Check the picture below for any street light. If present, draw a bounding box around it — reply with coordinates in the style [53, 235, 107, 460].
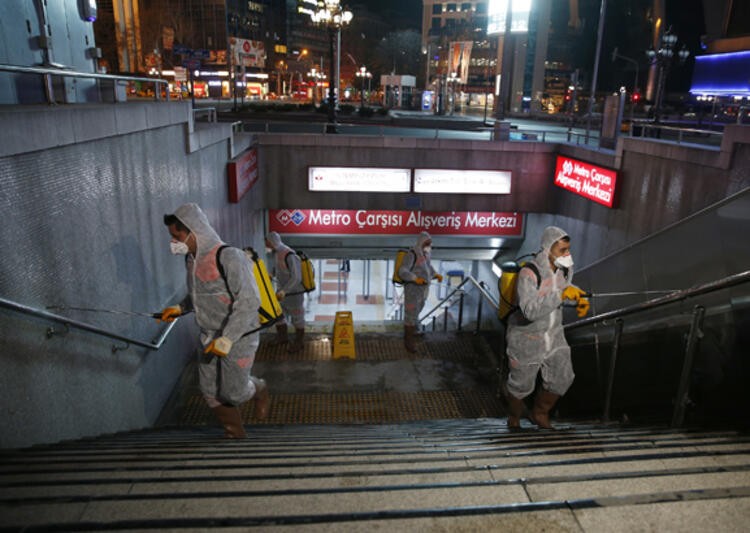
[311, 0, 353, 133]
[356, 66, 371, 110]
[646, 28, 690, 124]
[612, 46, 640, 125]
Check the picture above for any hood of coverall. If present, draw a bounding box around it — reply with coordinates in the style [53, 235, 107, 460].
[533, 226, 569, 274]
[413, 231, 432, 255]
[173, 203, 223, 255]
[266, 231, 283, 251]
[540, 226, 569, 254]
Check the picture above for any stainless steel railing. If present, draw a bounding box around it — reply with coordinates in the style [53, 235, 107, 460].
[565, 269, 750, 427]
[0, 63, 170, 104]
[418, 274, 499, 334]
[0, 296, 178, 353]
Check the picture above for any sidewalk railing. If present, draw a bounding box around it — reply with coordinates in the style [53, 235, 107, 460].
[0, 63, 170, 104]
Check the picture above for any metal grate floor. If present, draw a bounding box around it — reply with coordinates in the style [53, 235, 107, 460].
[180, 389, 503, 425]
[170, 332, 502, 426]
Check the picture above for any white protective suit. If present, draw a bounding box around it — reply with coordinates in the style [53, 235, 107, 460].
[266, 231, 305, 329]
[173, 203, 262, 407]
[505, 226, 576, 398]
[399, 231, 437, 327]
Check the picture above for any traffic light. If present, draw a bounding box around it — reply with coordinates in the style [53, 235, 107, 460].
[632, 89, 641, 104]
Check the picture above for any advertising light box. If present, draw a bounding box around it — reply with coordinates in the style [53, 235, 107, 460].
[227, 147, 258, 203]
[413, 169, 512, 194]
[269, 209, 523, 236]
[487, 0, 532, 35]
[554, 155, 618, 208]
[308, 166, 411, 192]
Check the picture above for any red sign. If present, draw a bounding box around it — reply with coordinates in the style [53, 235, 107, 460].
[227, 147, 259, 203]
[268, 209, 523, 236]
[554, 155, 618, 208]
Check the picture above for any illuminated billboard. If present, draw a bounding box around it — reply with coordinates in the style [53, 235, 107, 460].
[308, 167, 411, 192]
[487, 0, 532, 35]
[553, 155, 618, 208]
[414, 169, 512, 194]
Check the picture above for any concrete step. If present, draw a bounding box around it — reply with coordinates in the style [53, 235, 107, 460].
[1, 420, 749, 531]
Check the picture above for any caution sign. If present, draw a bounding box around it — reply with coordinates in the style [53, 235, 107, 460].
[332, 311, 356, 359]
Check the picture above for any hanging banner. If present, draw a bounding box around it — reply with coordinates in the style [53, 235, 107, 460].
[448, 41, 473, 83]
[268, 209, 523, 236]
[553, 155, 618, 208]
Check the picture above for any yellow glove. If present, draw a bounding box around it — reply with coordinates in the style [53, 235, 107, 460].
[576, 298, 590, 318]
[414, 277, 427, 285]
[562, 286, 587, 302]
[434, 273, 444, 283]
[158, 305, 182, 322]
[204, 336, 233, 357]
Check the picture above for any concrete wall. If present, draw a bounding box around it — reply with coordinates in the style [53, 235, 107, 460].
[0, 102, 265, 448]
[258, 135, 557, 213]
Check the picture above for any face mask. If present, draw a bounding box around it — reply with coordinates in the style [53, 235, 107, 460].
[554, 254, 574, 269]
[265, 247, 273, 254]
[170, 240, 189, 255]
[423, 245, 432, 255]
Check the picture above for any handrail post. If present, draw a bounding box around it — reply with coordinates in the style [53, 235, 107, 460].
[603, 318, 624, 423]
[432, 316, 436, 331]
[443, 308, 448, 331]
[457, 291, 464, 332]
[475, 287, 484, 334]
[671, 305, 706, 428]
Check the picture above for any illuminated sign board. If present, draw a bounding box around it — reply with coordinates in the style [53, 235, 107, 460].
[413, 169, 511, 194]
[308, 167, 411, 192]
[487, 0, 532, 35]
[553, 155, 617, 208]
[269, 209, 523, 236]
[227, 147, 258, 203]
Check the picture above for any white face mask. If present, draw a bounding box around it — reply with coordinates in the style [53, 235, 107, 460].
[554, 254, 574, 269]
[170, 239, 189, 255]
[265, 247, 273, 254]
[423, 245, 432, 255]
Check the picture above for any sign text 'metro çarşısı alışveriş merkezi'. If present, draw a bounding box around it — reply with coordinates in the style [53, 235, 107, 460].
[268, 209, 523, 236]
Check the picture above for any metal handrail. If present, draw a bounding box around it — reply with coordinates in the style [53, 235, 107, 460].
[419, 274, 499, 331]
[565, 269, 750, 331]
[0, 296, 178, 352]
[0, 63, 170, 103]
[563, 269, 750, 427]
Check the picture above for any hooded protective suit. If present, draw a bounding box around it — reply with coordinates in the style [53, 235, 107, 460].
[172, 203, 262, 407]
[399, 231, 437, 327]
[505, 226, 576, 398]
[266, 231, 305, 329]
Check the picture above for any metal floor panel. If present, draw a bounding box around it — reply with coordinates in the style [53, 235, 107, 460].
[168, 332, 502, 426]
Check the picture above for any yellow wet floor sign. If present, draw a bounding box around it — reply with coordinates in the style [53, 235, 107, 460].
[332, 311, 356, 359]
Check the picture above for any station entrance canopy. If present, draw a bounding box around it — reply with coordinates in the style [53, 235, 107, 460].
[267, 209, 525, 260]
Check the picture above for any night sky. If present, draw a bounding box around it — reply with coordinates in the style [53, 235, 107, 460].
[353, 0, 422, 29]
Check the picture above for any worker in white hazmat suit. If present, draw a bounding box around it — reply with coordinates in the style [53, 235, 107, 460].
[398, 231, 443, 352]
[505, 226, 589, 429]
[265, 231, 306, 353]
[159, 203, 270, 438]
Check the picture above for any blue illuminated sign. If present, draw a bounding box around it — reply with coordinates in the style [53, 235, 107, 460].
[690, 51, 750, 96]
